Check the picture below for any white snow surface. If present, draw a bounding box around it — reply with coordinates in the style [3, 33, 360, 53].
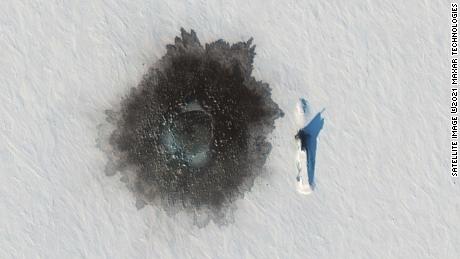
[1, 0, 458, 258]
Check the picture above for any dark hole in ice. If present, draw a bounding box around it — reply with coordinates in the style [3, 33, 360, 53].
[161, 101, 214, 168]
[104, 29, 283, 225]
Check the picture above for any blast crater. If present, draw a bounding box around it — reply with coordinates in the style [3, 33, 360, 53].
[104, 29, 283, 225]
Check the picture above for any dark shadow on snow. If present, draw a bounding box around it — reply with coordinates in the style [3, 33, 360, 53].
[297, 109, 324, 189]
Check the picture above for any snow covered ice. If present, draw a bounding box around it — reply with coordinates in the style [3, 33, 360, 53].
[1, 0, 459, 258]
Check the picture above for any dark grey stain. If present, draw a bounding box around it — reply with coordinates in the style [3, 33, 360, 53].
[104, 29, 283, 225]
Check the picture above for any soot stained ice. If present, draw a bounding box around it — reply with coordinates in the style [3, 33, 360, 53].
[105, 29, 283, 224]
